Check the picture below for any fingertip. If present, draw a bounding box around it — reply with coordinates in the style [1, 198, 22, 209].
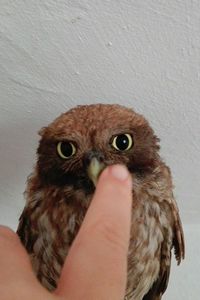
[110, 164, 129, 181]
[99, 164, 132, 189]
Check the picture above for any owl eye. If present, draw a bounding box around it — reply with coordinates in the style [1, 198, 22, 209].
[57, 141, 76, 159]
[111, 134, 133, 151]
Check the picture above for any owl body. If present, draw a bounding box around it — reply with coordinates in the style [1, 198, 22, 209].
[17, 104, 184, 300]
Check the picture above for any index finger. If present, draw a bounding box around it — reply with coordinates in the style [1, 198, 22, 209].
[56, 165, 132, 300]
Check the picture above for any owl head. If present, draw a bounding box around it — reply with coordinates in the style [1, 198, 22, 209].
[37, 104, 160, 193]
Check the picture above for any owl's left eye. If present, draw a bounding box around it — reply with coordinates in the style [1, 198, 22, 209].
[111, 133, 133, 151]
[57, 141, 76, 159]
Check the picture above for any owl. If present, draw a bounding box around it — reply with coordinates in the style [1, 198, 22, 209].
[17, 104, 184, 300]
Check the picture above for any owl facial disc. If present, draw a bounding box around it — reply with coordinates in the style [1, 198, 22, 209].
[87, 157, 105, 187]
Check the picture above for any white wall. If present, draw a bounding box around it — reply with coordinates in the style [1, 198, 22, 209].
[0, 1, 199, 299]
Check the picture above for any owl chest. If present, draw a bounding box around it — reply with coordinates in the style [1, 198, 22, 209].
[126, 199, 172, 300]
[30, 190, 172, 297]
[30, 204, 83, 290]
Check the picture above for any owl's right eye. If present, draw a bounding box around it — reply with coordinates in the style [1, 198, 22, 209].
[57, 141, 76, 159]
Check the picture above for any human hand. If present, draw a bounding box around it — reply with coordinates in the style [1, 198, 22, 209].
[0, 164, 132, 300]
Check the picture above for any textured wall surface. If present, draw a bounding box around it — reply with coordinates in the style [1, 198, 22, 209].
[0, 1, 199, 299]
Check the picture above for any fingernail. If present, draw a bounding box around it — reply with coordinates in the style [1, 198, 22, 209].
[110, 164, 129, 181]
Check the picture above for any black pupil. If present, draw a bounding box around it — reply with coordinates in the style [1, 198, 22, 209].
[61, 142, 73, 157]
[116, 134, 130, 150]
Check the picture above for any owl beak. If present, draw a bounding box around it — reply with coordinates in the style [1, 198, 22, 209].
[87, 157, 105, 187]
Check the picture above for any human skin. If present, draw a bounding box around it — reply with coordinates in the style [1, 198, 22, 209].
[0, 164, 132, 300]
